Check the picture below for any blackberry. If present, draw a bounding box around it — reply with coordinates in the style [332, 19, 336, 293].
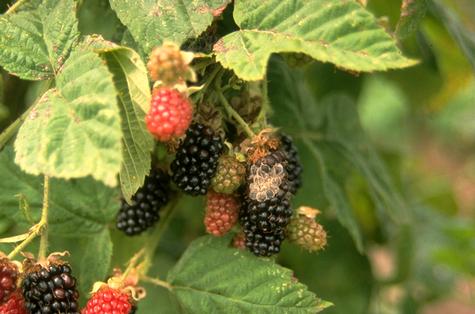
[0, 258, 18, 305]
[245, 195, 292, 233]
[116, 169, 170, 236]
[240, 213, 285, 257]
[171, 123, 224, 195]
[279, 134, 302, 195]
[22, 263, 79, 314]
[240, 150, 294, 256]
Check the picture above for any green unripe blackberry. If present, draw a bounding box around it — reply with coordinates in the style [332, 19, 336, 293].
[211, 155, 246, 194]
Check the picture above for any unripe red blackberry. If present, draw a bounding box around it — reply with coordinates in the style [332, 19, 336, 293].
[147, 43, 189, 85]
[0, 291, 27, 314]
[204, 192, 239, 236]
[116, 169, 170, 236]
[82, 286, 133, 314]
[22, 262, 79, 314]
[231, 231, 245, 250]
[146, 87, 193, 142]
[211, 155, 246, 194]
[171, 123, 224, 195]
[0, 258, 18, 305]
[287, 207, 327, 252]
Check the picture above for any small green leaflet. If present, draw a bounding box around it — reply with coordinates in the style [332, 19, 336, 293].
[168, 236, 331, 313]
[0, 146, 119, 236]
[214, 0, 418, 81]
[14, 48, 122, 187]
[0, 0, 79, 80]
[84, 36, 154, 203]
[109, 0, 231, 54]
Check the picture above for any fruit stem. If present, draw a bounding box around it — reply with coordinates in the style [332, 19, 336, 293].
[7, 176, 50, 260]
[217, 91, 256, 138]
[5, 0, 28, 14]
[256, 77, 271, 124]
[138, 196, 180, 275]
[140, 275, 172, 290]
[38, 175, 50, 260]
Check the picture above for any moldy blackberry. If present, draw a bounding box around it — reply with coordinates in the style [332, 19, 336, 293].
[22, 263, 79, 314]
[240, 150, 293, 256]
[116, 169, 170, 236]
[171, 123, 224, 196]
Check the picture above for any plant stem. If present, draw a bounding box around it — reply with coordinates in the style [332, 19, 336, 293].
[7, 176, 50, 260]
[38, 176, 49, 260]
[141, 275, 172, 290]
[5, 0, 28, 14]
[0, 105, 34, 151]
[217, 91, 255, 138]
[138, 197, 180, 275]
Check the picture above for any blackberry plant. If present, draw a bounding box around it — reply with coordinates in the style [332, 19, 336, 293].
[0, 1, 459, 313]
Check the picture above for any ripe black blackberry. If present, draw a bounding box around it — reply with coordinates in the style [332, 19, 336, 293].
[22, 263, 79, 314]
[116, 169, 170, 236]
[240, 213, 285, 257]
[240, 150, 293, 256]
[171, 123, 224, 196]
[279, 134, 302, 195]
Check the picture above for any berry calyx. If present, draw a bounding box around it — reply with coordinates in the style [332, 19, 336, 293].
[22, 260, 79, 314]
[0, 258, 19, 305]
[82, 286, 133, 314]
[204, 192, 239, 236]
[286, 207, 327, 252]
[146, 87, 193, 142]
[0, 291, 27, 314]
[171, 123, 224, 195]
[147, 42, 192, 85]
[211, 155, 246, 194]
[116, 169, 170, 236]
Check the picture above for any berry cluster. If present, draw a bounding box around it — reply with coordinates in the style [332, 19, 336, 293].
[204, 192, 239, 236]
[145, 87, 193, 142]
[116, 169, 170, 236]
[171, 123, 224, 196]
[211, 155, 246, 194]
[0, 291, 27, 314]
[22, 263, 79, 314]
[82, 286, 134, 314]
[287, 207, 327, 252]
[1, 258, 18, 305]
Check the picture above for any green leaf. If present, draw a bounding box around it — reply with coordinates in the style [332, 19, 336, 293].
[214, 0, 417, 81]
[109, 0, 231, 54]
[168, 236, 331, 313]
[0, 145, 119, 236]
[14, 48, 122, 187]
[0, 0, 79, 80]
[268, 59, 408, 252]
[396, 0, 428, 38]
[85, 37, 154, 203]
[79, 228, 113, 294]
